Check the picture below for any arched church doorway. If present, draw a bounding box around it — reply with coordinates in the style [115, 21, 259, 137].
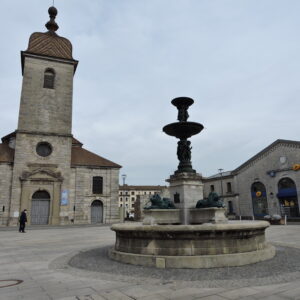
[277, 177, 299, 218]
[251, 182, 268, 217]
[31, 190, 50, 225]
[91, 200, 103, 224]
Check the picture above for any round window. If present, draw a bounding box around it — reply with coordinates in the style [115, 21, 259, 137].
[36, 142, 52, 157]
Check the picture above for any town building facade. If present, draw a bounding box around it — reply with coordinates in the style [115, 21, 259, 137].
[203, 140, 300, 219]
[0, 7, 121, 226]
[118, 185, 167, 215]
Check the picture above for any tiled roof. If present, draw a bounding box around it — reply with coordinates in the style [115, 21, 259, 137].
[0, 143, 14, 163]
[203, 171, 233, 181]
[1, 131, 16, 143]
[71, 145, 121, 168]
[72, 137, 83, 147]
[0, 133, 120, 168]
[119, 185, 166, 191]
[26, 31, 73, 60]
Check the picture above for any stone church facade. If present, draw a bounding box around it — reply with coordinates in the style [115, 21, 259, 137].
[0, 7, 121, 226]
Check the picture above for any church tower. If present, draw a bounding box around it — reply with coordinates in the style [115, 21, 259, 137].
[9, 7, 78, 225]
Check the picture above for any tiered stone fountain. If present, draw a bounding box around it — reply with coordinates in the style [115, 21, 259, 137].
[110, 97, 275, 268]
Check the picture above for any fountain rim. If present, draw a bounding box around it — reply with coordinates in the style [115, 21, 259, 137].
[111, 220, 270, 232]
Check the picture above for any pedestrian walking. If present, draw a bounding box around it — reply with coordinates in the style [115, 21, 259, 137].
[19, 209, 27, 233]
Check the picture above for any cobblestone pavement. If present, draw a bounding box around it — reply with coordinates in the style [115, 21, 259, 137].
[0, 224, 300, 299]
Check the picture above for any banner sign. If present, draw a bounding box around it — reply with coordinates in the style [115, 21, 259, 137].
[61, 190, 69, 206]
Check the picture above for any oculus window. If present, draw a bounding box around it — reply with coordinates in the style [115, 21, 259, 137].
[36, 142, 52, 157]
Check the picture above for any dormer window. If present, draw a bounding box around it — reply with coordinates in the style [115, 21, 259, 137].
[43, 68, 55, 89]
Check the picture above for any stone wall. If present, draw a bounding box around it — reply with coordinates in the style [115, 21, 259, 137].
[18, 56, 74, 135]
[237, 143, 300, 217]
[70, 166, 120, 224]
[9, 133, 72, 225]
[0, 163, 13, 225]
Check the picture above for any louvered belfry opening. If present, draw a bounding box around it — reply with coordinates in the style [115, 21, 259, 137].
[43, 68, 55, 89]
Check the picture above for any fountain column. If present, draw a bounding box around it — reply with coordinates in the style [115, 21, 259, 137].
[163, 97, 204, 224]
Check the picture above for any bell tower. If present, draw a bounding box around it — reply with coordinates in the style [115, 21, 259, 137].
[9, 7, 78, 225]
[18, 6, 78, 134]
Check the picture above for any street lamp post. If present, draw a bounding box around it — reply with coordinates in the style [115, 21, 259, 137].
[122, 174, 127, 186]
[218, 168, 224, 198]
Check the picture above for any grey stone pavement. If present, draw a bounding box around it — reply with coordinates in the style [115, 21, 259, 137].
[0, 224, 300, 300]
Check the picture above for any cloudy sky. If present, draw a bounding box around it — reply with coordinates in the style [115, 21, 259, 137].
[1, 0, 299, 185]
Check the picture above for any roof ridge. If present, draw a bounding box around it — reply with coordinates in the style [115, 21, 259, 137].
[233, 139, 300, 174]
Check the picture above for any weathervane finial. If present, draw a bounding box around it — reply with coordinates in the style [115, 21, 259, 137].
[45, 6, 59, 33]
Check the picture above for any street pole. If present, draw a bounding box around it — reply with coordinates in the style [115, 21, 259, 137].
[218, 168, 224, 199]
[122, 174, 127, 186]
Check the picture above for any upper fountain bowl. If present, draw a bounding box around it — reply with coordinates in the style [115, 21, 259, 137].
[163, 121, 203, 139]
[171, 97, 194, 109]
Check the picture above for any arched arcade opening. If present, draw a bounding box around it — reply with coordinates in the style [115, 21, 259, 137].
[251, 182, 268, 217]
[91, 200, 103, 224]
[277, 177, 299, 218]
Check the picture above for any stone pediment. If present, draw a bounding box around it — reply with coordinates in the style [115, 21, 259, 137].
[233, 139, 300, 174]
[20, 168, 63, 182]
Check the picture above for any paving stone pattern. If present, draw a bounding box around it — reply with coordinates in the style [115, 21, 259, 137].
[0, 224, 300, 299]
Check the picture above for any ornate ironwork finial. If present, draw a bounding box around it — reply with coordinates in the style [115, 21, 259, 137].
[45, 6, 59, 32]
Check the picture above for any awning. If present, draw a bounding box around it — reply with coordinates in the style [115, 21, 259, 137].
[277, 188, 297, 198]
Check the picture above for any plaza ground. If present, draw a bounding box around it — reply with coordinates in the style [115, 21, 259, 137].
[0, 224, 300, 299]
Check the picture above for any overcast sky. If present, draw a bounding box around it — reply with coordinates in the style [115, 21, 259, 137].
[1, 0, 300, 185]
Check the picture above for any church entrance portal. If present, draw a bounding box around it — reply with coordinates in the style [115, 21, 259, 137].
[91, 200, 103, 224]
[31, 191, 50, 225]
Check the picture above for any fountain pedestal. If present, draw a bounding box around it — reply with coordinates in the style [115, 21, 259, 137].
[167, 172, 204, 224]
[189, 207, 228, 224]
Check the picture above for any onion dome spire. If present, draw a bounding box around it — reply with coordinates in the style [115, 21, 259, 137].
[45, 6, 59, 32]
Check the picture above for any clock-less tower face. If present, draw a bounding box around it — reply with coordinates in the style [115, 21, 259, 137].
[18, 56, 75, 136]
[9, 7, 78, 226]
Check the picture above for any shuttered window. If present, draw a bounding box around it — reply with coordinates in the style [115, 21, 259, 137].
[92, 176, 103, 194]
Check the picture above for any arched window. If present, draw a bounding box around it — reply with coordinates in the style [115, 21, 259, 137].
[278, 177, 296, 190]
[277, 177, 299, 217]
[43, 68, 55, 89]
[251, 182, 268, 217]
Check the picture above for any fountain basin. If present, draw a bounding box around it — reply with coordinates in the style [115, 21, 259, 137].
[110, 221, 275, 268]
[171, 97, 194, 108]
[163, 122, 204, 139]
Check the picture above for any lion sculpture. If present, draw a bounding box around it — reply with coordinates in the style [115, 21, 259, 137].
[196, 192, 225, 208]
[144, 194, 176, 209]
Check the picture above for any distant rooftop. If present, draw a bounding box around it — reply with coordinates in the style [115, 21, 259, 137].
[205, 171, 232, 180]
[119, 185, 166, 191]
